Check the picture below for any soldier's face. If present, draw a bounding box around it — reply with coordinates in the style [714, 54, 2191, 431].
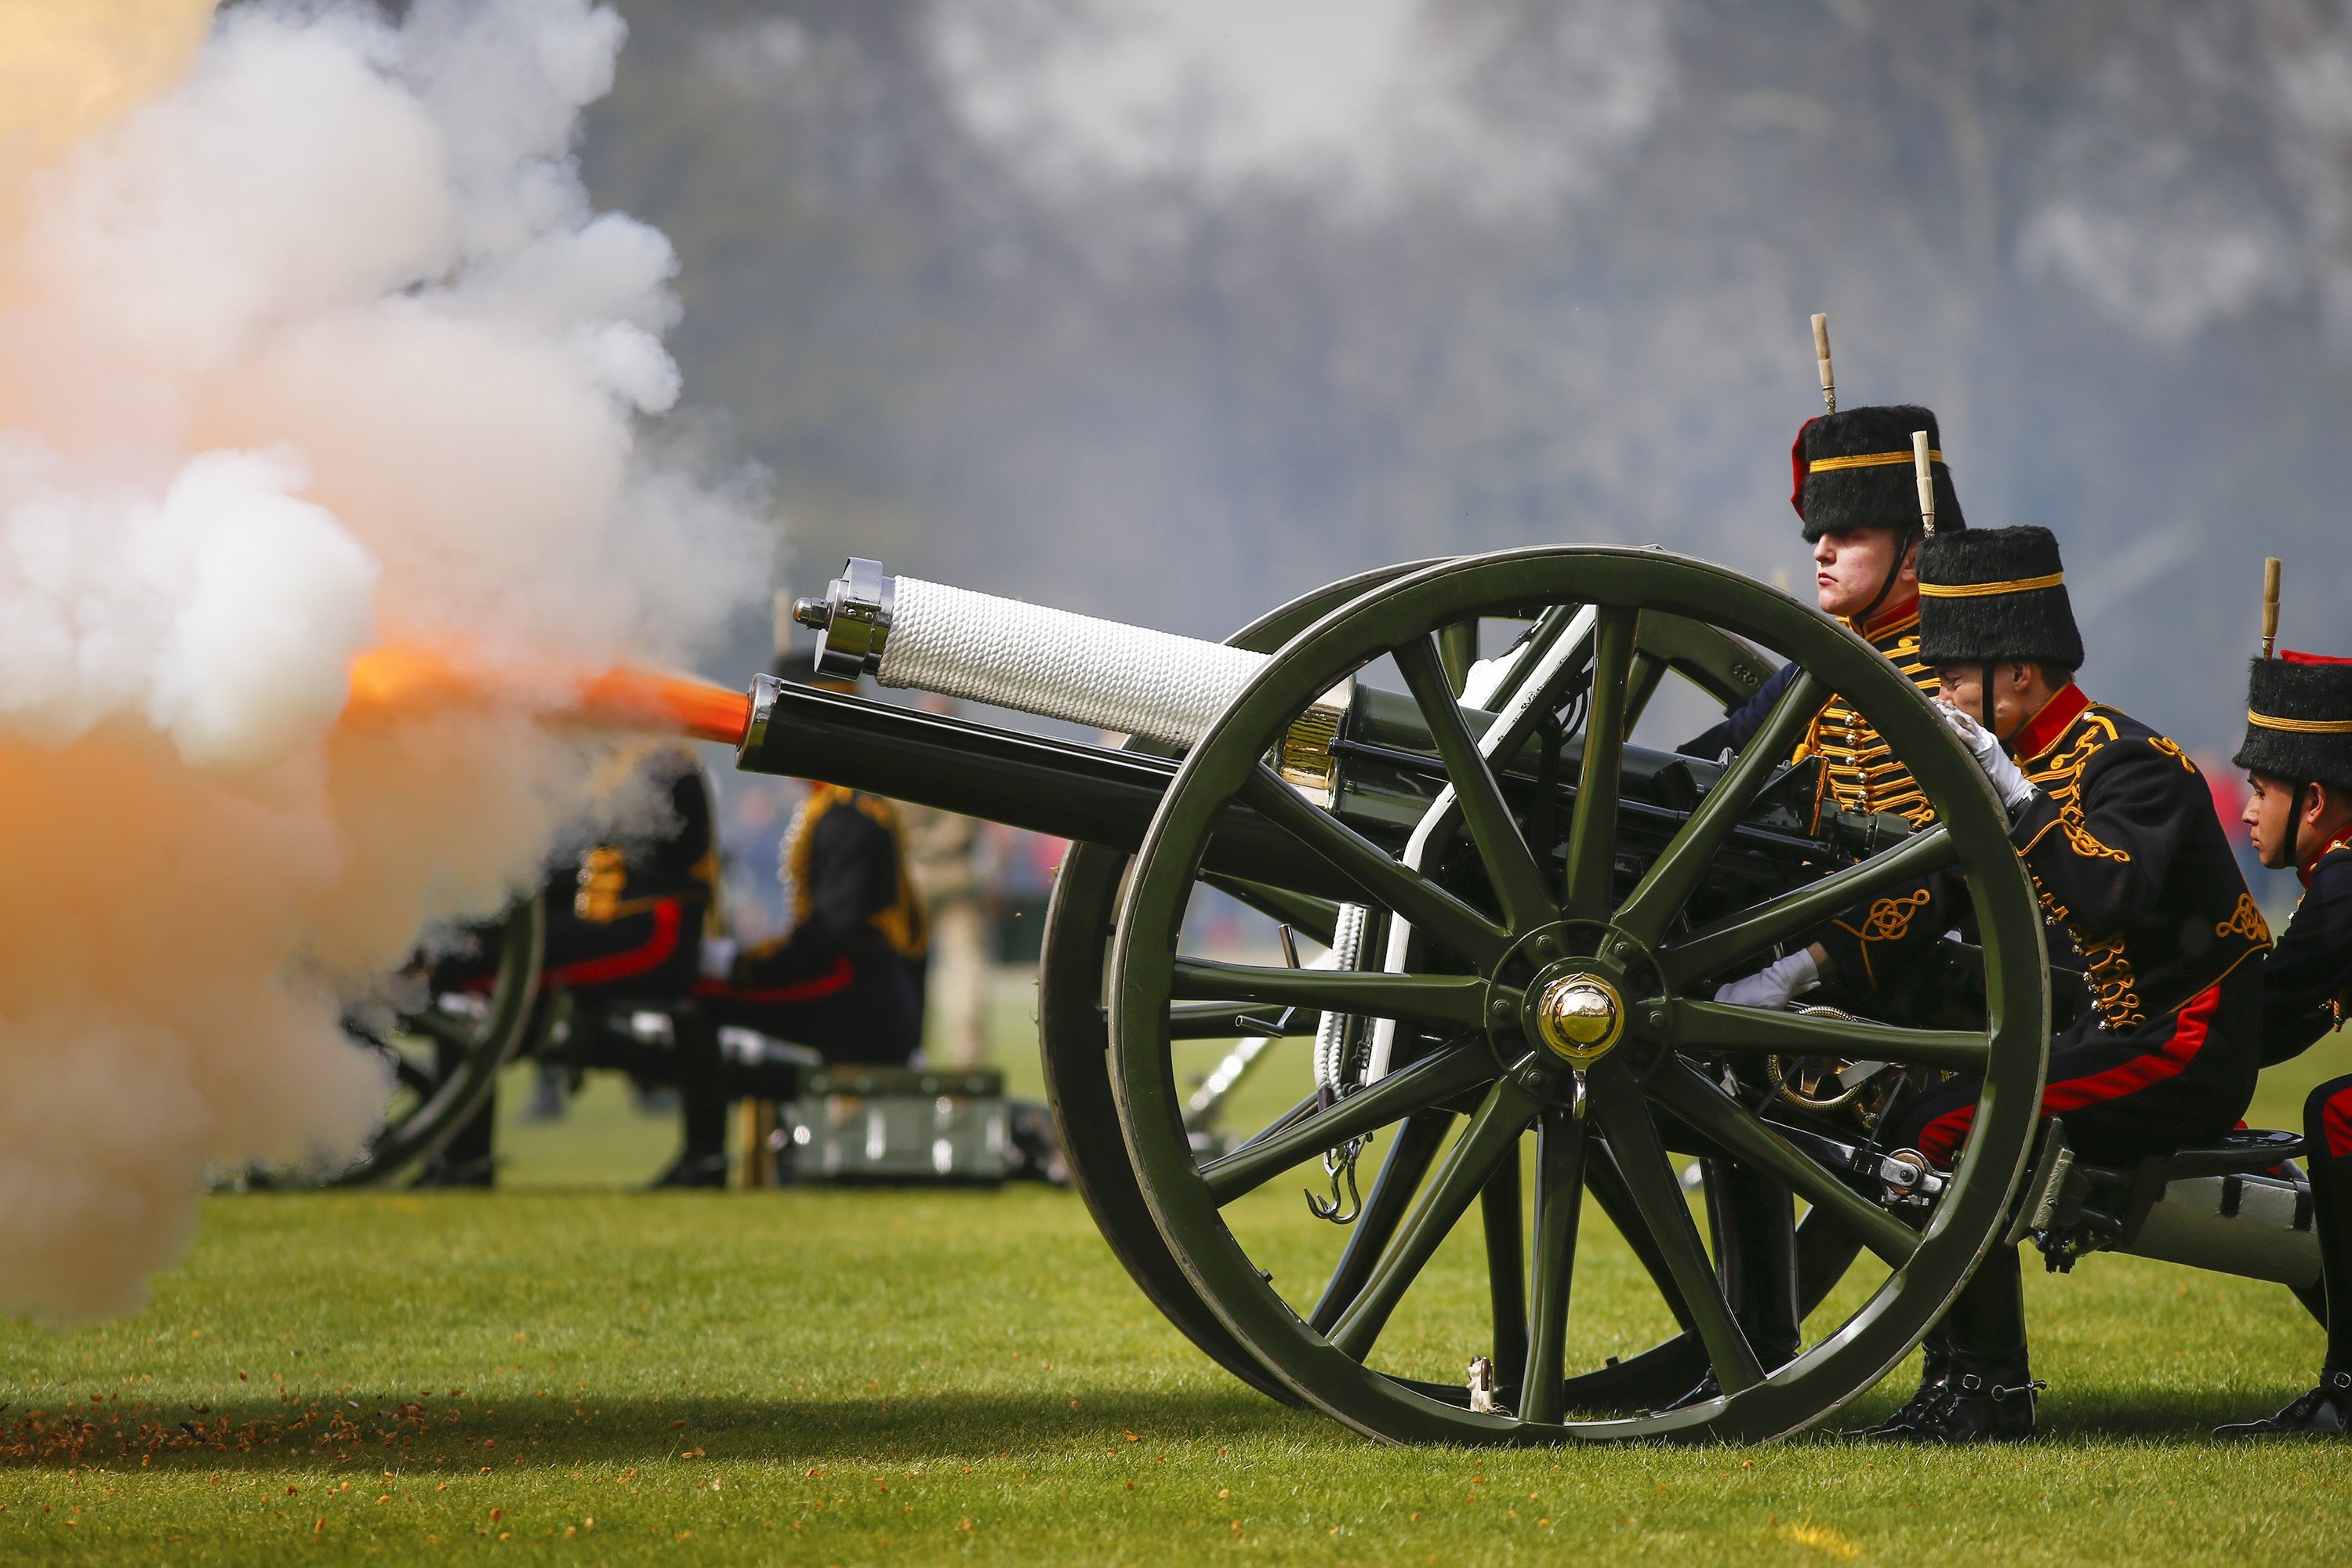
[1811, 526, 1916, 619]
[2241, 771, 2339, 870]
[2244, 773, 2294, 868]
[1933, 662, 2042, 739]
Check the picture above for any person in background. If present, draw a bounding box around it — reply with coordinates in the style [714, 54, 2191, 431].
[684, 653, 931, 1173]
[423, 745, 718, 1187]
[2215, 630, 2352, 1438]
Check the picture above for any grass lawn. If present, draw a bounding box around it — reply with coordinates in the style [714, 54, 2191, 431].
[0, 991, 2347, 1565]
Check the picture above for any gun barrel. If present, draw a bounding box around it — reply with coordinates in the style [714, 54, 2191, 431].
[734, 675, 1350, 895]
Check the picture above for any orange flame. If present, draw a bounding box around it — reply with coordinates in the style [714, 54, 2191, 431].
[345, 641, 751, 746]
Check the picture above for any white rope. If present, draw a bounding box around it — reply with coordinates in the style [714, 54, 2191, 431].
[1312, 902, 1370, 1091]
[875, 577, 1269, 748]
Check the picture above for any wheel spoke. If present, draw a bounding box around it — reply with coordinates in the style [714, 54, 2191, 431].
[1240, 766, 1512, 971]
[1198, 1044, 1501, 1204]
[390, 1057, 439, 1098]
[1200, 873, 1341, 946]
[1171, 958, 1498, 1033]
[1563, 607, 1638, 921]
[1517, 1107, 1587, 1425]
[1669, 1000, 1990, 1073]
[1480, 1153, 1528, 1396]
[1588, 1063, 1765, 1396]
[1657, 825, 1957, 990]
[1309, 1111, 1455, 1332]
[1614, 671, 1828, 944]
[1327, 1077, 1541, 1359]
[403, 1008, 480, 1050]
[1648, 1059, 1918, 1267]
[1395, 635, 1556, 933]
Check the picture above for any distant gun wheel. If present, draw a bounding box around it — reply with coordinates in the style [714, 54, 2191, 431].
[321, 896, 546, 1188]
[1107, 546, 2049, 1443]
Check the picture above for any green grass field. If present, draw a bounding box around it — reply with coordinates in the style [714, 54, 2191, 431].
[2, 989, 2348, 1566]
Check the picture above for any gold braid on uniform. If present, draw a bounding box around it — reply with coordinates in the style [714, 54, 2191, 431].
[2215, 892, 2270, 946]
[1791, 608, 1940, 827]
[2017, 712, 2158, 1030]
[2023, 713, 2131, 864]
[785, 784, 931, 960]
[2074, 931, 2144, 1031]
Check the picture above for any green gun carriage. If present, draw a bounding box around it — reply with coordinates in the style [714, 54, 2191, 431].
[350, 545, 2330, 1443]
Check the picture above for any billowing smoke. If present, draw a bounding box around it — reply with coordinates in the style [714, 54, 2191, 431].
[0, 0, 770, 1321]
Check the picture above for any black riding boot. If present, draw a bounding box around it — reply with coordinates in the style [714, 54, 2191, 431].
[649, 1005, 729, 1190]
[2216, 1151, 2352, 1437]
[1666, 1163, 1802, 1410]
[644, 1006, 724, 1189]
[1862, 1244, 2040, 1443]
[1845, 1327, 1953, 1439]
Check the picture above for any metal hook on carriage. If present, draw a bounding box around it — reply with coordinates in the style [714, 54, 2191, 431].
[1305, 1134, 1368, 1223]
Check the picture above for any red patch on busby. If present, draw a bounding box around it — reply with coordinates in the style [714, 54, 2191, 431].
[1789, 417, 1819, 518]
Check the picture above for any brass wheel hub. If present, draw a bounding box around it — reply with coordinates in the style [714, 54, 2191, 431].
[1534, 972, 1624, 1065]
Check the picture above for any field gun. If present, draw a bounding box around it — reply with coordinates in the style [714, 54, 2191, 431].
[304, 541, 2324, 1444]
[729, 545, 2063, 1443]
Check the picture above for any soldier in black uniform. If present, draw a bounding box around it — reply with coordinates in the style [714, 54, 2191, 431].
[1692, 403, 1965, 1005]
[683, 658, 929, 1172]
[2215, 632, 2352, 1437]
[1858, 526, 2270, 1443]
[423, 746, 719, 1186]
[1677, 404, 1964, 1395]
[699, 779, 929, 1063]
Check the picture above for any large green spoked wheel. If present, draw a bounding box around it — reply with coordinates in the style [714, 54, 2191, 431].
[325, 896, 546, 1188]
[1039, 561, 1794, 1414]
[1109, 546, 2050, 1443]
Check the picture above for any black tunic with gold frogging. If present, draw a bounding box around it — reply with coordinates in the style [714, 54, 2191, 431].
[1682, 606, 1944, 985]
[1684, 604, 1939, 824]
[2006, 684, 2269, 1032]
[1794, 607, 1940, 827]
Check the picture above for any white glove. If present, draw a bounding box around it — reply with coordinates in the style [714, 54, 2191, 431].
[697, 935, 739, 982]
[1713, 947, 1821, 1011]
[1936, 702, 2038, 812]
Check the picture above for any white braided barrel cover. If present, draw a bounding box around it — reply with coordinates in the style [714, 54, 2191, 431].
[875, 577, 1269, 746]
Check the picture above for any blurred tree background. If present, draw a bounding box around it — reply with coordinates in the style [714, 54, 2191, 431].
[585, 0, 2352, 755]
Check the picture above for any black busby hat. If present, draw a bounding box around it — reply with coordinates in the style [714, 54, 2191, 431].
[1915, 525, 2084, 670]
[2234, 652, 2352, 790]
[1789, 405, 1966, 543]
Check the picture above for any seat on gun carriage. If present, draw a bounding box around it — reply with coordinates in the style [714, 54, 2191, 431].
[2010, 1120, 2323, 1299]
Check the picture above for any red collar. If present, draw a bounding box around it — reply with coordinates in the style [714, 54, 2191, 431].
[1851, 600, 1921, 643]
[2299, 822, 2352, 887]
[2011, 683, 2091, 763]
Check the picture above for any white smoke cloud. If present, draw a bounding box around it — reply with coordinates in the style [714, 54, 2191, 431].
[0, 0, 771, 1321]
[923, 0, 1675, 216]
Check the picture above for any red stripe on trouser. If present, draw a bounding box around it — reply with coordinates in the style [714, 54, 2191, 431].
[1915, 979, 2227, 1166]
[548, 900, 684, 988]
[2325, 1085, 2352, 1160]
[694, 954, 858, 1005]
